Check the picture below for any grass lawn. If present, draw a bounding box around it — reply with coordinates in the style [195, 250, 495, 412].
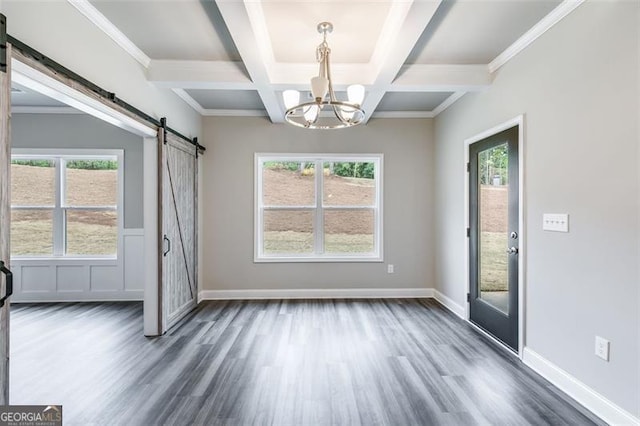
[264, 231, 373, 254]
[480, 231, 508, 292]
[11, 217, 117, 256]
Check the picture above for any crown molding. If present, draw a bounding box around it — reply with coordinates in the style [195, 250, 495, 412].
[201, 109, 268, 117]
[67, 0, 151, 68]
[172, 89, 205, 115]
[489, 0, 584, 73]
[432, 92, 465, 117]
[372, 111, 434, 119]
[173, 89, 267, 117]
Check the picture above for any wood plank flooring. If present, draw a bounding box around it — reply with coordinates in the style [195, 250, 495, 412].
[11, 299, 603, 425]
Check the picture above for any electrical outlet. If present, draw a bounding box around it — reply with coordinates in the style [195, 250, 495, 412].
[595, 336, 610, 361]
[387, 264, 394, 274]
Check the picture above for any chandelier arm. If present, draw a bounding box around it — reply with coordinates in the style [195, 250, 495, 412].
[332, 104, 350, 125]
[324, 46, 338, 103]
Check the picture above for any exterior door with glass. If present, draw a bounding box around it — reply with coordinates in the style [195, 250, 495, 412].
[469, 125, 519, 351]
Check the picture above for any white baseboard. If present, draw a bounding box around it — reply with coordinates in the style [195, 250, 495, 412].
[523, 348, 639, 426]
[12, 291, 143, 303]
[434, 290, 465, 319]
[199, 287, 434, 301]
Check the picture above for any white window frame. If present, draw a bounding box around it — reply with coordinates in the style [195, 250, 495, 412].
[11, 148, 124, 260]
[255, 153, 383, 263]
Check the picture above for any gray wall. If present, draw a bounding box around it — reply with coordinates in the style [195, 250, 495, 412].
[434, 2, 638, 416]
[202, 117, 434, 291]
[12, 113, 144, 229]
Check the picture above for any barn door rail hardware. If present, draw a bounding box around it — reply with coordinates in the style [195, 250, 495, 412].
[6, 33, 205, 153]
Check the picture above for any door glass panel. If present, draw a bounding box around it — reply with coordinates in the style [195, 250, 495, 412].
[477, 143, 509, 314]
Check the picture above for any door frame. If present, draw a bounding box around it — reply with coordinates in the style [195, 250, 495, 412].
[464, 115, 525, 357]
[9, 57, 164, 335]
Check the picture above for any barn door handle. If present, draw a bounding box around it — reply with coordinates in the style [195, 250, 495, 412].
[163, 235, 171, 256]
[0, 261, 13, 308]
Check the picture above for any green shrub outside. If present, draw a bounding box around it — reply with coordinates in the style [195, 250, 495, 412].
[332, 162, 374, 179]
[12, 159, 117, 170]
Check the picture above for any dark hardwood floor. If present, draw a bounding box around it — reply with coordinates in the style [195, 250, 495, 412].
[11, 299, 603, 425]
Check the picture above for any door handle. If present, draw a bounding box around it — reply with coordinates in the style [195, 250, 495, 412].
[163, 235, 171, 257]
[0, 261, 13, 308]
[506, 246, 519, 255]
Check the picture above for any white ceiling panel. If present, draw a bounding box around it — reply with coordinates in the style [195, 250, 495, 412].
[406, 0, 562, 65]
[185, 89, 265, 110]
[89, 0, 241, 61]
[377, 92, 452, 112]
[262, 1, 392, 64]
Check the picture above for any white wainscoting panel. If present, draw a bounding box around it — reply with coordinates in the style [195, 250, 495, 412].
[90, 265, 121, 292]
[11, 228, 144, 302]
[123, 230, 144, 291]
[21, 266, 53, 293]
[56, 265, 87, 293]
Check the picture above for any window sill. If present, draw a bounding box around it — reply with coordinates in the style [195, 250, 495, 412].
[10, 257, 118, 265]
[254, 255, 383, 263]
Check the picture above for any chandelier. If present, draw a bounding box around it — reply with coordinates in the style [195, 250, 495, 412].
[283, 22, 366, 130]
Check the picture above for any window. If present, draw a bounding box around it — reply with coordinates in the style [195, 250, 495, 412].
[255, 154, 383, 262]
[11, 150, 122, 258]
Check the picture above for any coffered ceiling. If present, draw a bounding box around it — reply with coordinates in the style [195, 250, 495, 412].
[14, 0, 583, 123]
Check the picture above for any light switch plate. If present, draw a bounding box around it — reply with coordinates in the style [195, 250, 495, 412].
[595, 336, 610, 361]
[543, 213, 569, 232]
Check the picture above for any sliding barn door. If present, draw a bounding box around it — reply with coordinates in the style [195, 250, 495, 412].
[158, 128, 198, 332]
[0, 17, 12, 403]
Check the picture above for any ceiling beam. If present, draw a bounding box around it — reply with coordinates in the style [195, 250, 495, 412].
[360, 0, 443, 124]
[214, 0, 283, 123]
[147, 60, 254, 90]
[147, 60, 489, 93]
[269, 63, 373, 88]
